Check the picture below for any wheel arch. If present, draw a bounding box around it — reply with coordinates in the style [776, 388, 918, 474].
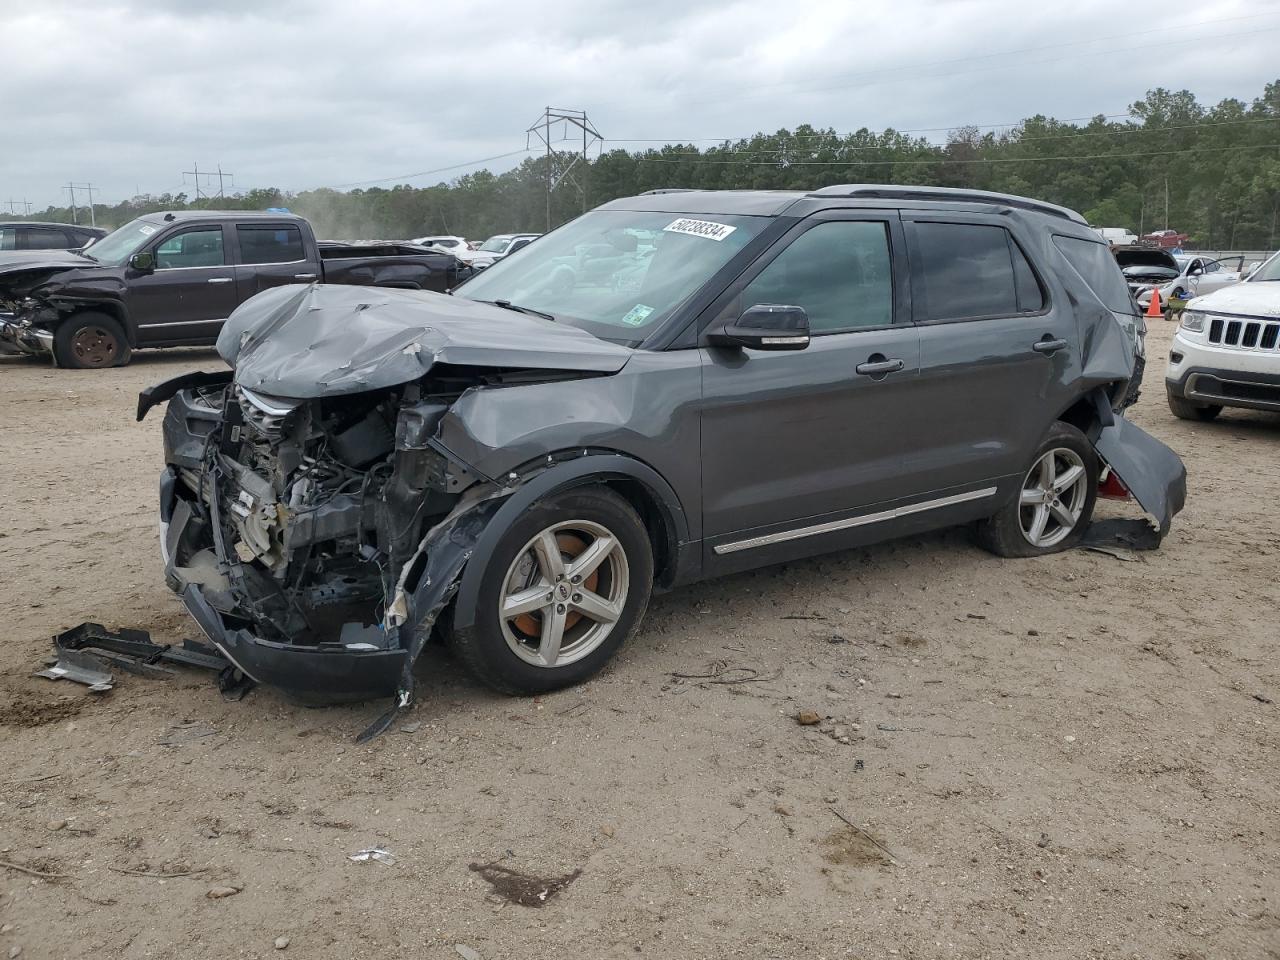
[448, 453, 692, 634]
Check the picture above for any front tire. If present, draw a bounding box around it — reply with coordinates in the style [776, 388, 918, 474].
[449, 487, 653, 695]
[1167, 391, 1221, 421]
[53, 312, 131, 369]
[976, 421, 1098, 558]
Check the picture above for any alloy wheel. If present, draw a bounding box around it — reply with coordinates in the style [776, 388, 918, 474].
[499, 520, 629, 668]
[1018, 448, 1089, 548]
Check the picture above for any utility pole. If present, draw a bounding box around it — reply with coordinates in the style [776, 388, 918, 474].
[215, 165, 235, 199]
[7, 199, 33, 215]
[183, 162, 204, 200]
[63, 183, 97, 226]
[63, 183, 78, 224]
[525, 107, 602, 231]
[1164, 176, 1169, 232]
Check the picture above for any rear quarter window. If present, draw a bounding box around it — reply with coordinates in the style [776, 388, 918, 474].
[1052, 235, 1134, 314]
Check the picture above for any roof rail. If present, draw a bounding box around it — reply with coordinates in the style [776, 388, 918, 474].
[807, 184, 1086, 224]
[640, 188, 696, 195]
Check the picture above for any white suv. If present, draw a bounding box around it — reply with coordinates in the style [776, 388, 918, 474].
[1165, 250, 1280, 421]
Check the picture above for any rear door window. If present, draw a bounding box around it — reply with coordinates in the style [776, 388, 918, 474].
[1051, 235, 1134, 313]
[909, 221, 1044, 321]
[21, 227, 73, 250]
[741, 220, 894, 333]
[0, 227, 15, 251]
[238, 225, 305, 264]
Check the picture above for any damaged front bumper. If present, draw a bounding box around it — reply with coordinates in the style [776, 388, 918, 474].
[159, 469, 409, 704]
[0, 311, 53, 356]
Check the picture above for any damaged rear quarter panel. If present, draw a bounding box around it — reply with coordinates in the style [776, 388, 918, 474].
[436, 349, 705, 541]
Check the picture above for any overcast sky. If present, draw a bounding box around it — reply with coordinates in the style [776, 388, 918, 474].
[2, 0, 1277, 211]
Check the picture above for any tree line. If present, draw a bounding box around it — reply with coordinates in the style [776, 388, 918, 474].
[19, 81, 1280, 250]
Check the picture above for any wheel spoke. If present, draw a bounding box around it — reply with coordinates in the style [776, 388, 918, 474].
[566, 534, 616, 582]
[571, 588, 622, 623]
[1052, 464, 1084, 494]
[1020, 487, 1043, 506]
[538, 604, 568, 665]
[1028, 504, 1050, 544]
[1038, 453, 1055, 489]
[502, 585, 550, 619]
[1050, 501, 1077, 529]
[532, 531, 566, 582]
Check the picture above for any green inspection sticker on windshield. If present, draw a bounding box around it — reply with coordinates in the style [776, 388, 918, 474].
[621, 303, 655, 326]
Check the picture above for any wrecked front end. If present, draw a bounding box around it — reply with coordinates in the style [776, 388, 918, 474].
[154, 372, 503, 704]
[144, 283, 632, 706]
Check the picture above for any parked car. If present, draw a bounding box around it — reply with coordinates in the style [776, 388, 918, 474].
[0, 211, 470, 367]
[0, 221, 106, 251]
[1115, 246, 1245, 311]
[139, 185, 1185, 707]
[409, 234, 470, 254]
[1091, 226, 1138, 246]
[1165, 248, 1280, 421]
[470, 232, 540, 269]
[1140, 229, 1189, 250]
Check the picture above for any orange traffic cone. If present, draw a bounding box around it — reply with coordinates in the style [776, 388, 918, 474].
[1145, 287, 1164, 319]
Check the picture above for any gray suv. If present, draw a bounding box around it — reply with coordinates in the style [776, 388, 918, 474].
[141, 185, 1185, 711]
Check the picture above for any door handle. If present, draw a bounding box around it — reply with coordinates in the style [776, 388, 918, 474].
[294, 273, 317, 280]
[855, 358, 905, 376]
[207, 277, 233, 285]
[1032, 337, 1068, 355]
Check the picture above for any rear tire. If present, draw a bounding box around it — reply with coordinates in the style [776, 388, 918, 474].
[53, 312, 131, 369]
[449, 486, 653, 695]
[976, 421, 1098, 558]
[1167, 392, 1221, 421]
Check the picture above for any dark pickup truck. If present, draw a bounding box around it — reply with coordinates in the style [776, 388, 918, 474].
[0, 211, 470, 368]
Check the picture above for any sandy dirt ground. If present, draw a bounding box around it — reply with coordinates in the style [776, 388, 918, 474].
[0, 320, 1277, 960]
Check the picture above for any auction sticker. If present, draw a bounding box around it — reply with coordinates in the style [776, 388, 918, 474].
[664, 218, 737, 242]
[139, 225, 157, 236]
[621, 303, 655, 326]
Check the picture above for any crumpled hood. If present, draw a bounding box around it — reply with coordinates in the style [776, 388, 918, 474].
[0, 250, 99, 281]
[218, 283, 633, 399]
[1188, 282, 1280, 318]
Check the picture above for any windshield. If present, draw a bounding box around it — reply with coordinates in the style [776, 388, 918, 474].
[81, 218, 161, 265]
[1250, 251, 1280, 282]
[456, 210, 766, 341]
[478, 236, 513, 253]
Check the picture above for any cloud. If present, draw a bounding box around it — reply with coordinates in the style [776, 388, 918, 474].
[0, 0, 1273, 210]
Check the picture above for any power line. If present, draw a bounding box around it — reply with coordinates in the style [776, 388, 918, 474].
[325, 149, 533, 189]
[633, 116, 1280, 158]
[607, 115, 1280, 150]
[634, 143, 1280, 167]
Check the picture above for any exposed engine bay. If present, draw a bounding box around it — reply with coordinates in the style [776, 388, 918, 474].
[159, 368, 526, 653]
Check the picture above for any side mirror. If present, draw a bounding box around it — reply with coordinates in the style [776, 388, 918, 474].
[129, 252, 155, 273]
[1189, 266, 1203, 277]
[708, 303, 810, 351]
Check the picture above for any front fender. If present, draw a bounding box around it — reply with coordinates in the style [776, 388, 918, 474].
[447, 453, 692, 633]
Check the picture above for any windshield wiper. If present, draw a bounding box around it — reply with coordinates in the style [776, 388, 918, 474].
[74, 250, 98, 262]
[483, 299, 557, 322]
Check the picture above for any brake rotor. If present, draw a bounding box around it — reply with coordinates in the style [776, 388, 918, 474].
[513, 531, 600, 637]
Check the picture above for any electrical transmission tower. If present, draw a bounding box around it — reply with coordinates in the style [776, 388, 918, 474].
[63, 182, 97, 226]
[526, 107, 602, 231]
[6, 199, 33, 215]
[183, 163, 235, 201]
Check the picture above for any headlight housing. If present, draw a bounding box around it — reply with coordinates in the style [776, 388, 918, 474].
[1180, 310, 1207, 333]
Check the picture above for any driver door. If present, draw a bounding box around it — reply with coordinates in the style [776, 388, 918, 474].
[129, 224, 239, 344]
[699, 212, 926, 568]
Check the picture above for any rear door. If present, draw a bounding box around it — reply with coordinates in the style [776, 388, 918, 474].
[700, 211, 927, 561]
[906, 215, 1079, 494]
[129, 224, 239, 344]
[233, 222, 317, 300]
